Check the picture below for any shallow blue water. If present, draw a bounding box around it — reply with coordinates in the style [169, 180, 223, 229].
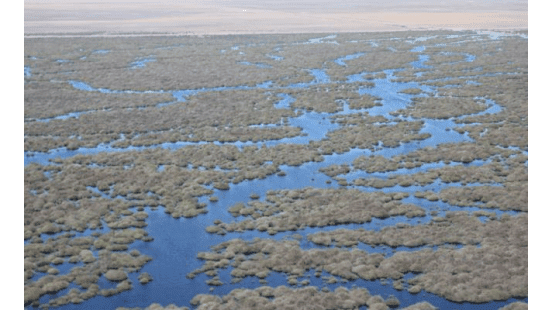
[130, 57, 156, 69]
[335, 53, 365, 66]
[25, 36, 528, 309]
[410, 46, 426, 53]
[239, 61, 272, 69]
[26, 109, 110, 123]
[92, 50, 110, 54]
[27, 200, 525, 309]
[358, 70, 434, 118]
[411, 55, 431, 69]
[266, 54, 283, 61]
[273, 93, 295, 109]
[287, 69, 332, 87]
[26, 69, 442, 165]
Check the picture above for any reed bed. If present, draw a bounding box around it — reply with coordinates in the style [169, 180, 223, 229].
[188, 286, 437, 310]
[308, 211, 527, 248]
[205, 188, 422, 235]
[190, 236, 527, 303]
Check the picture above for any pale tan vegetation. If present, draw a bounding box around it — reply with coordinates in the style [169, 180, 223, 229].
[190, 235, 527, 303]
[391, 96, 488, 119]
[401, 302, 437, 310]
[24, 81, 175, 119]
[498, 302, 528, 310]
[415, 183, 527, 211]
[308, 211, 527, 248]
[352, 142, 517, 173]
[313, 120, 430, 155]
[205, 188, 423, 235]
[351, 161, 516, 189]
[319, 164, 350, 177]
[188, 285, 432, 310]
[331, 112, 389, 126]
[24, 89, 302, 152]
[282, 83, 380, 113]
[24, 225, 152, 306]
[117, 304, 189, 310]
[399, 88, 423, 95]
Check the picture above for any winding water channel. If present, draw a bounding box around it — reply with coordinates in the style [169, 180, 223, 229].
[25, 37, 528, 309]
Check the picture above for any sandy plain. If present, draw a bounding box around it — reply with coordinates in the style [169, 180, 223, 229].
[25, 0, 527, 36]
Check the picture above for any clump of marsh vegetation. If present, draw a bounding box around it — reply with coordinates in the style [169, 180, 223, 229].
[281, 83, 380, 113]
[414, 184, 527, 211]
[189, 285, 430, 310]
[117, 305, 189, 310]
[498, 302, 528, 310]
[413, 151, 527, 212]
[24, 242, 152, 307]
[399, 88, 423, 95]
[331, 112, 389, 126]
[351, 161, 515, 189]
[205, 188, 423, 235]
[319, 164, 350, 177]
[25, 34, 314, 91]
[308, 211, 527, 248]
[401, 302, 438, 310]
[24, 89, 303, 152]
[351, 142, 517, 174]
[190, 235, 526, 303]
[24, 81, 176, 120]
[391, 96, 489, 119]
[105, 269, 128, 282]
[312, 120, 430, 155]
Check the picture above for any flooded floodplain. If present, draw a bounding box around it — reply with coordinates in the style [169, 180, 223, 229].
[24, 30, 528, 309]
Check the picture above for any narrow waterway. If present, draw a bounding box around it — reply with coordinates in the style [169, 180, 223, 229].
[25, 38, 527, 309]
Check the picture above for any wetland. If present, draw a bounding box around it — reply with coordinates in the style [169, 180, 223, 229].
[24, 30, 528, 309]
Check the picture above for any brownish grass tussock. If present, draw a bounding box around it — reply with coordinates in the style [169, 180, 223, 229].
[191, 236, 527, 303]
[497, 302, 528, 310]
[206, 188, 423, 234]
[189, 285, 404, 310]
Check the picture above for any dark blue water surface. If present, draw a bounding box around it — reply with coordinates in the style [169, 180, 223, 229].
[25, 33, 528, 309]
